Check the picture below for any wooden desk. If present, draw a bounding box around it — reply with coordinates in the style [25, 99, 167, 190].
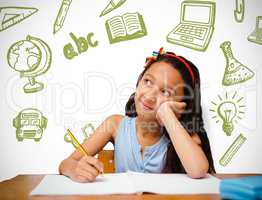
[0, 174, 260, 200]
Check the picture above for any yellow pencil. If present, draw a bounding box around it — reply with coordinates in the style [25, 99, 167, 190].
[66, 129, 104, 175]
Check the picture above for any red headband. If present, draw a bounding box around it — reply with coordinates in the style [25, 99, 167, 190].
[166, 54, 195, 87]
[146, 48, 195, 87]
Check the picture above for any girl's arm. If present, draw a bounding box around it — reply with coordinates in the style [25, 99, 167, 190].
[157, 102, 209, 178]
[59, 114, 123, 182]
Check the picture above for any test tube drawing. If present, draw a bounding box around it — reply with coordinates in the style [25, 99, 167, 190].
[219, 133, 247, 166]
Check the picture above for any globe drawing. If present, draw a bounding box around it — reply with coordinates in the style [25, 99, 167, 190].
[7, 35, 52, 93]
[8, 40, 41, 72]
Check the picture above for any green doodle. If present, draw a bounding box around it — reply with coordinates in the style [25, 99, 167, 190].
[81, 123, 95, 138]
[234, 0, 245, 23]
[53, 0, 72, 34]
[64, 131, 78, 148]
[63, 32, 98, 59]
[63, 43, 78, 59]
[209, 91, 245, 136]
[0, 7, 38, 32]
[166, 0, 216, 51]
[247, 16, 262, 45]
[220, 41, 254, 86]
[64, 123, 94, 148]
[13, 108, 48, 142]
[100, 0, 126, 17]
[105, 12, 147, 44]
[219, 133, 246, 166]
[7, 35, 52, 93]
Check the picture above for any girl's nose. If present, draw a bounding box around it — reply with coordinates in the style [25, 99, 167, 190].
[144, 95, 156, 104]
[144, 89, 157, 103]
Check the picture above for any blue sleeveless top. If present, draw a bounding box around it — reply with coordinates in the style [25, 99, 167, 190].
[114, 116, 170, 173]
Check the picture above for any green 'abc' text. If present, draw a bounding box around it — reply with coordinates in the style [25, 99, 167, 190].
[63, 32, 98, 59]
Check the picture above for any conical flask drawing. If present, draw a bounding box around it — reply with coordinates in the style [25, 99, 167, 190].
[220, 41, 254, 86]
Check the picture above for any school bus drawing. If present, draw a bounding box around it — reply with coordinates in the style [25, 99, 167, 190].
[13, 108, 48, 142]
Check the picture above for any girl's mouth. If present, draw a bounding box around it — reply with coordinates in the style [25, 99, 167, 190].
[140, 100, 154, 111]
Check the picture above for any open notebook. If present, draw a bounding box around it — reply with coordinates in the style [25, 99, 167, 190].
[30, 171, 220, 195]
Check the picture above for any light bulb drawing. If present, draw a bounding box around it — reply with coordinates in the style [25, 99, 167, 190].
[217, 101, 237, 136]
[210, 91, 245, 136]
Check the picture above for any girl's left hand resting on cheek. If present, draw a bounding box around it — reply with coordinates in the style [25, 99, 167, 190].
[156, 101, 186, 126]
[156, 101, 209, 178]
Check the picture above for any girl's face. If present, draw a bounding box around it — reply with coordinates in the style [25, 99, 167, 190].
[135, 61, 185, 121]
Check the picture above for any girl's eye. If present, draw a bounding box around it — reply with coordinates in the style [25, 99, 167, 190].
[144, 79, 152, 86]
[162, 90, 171, 97]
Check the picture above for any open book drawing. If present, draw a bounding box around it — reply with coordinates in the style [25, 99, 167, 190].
[105, 12, 147, 44]
[31, 171, 220, 195]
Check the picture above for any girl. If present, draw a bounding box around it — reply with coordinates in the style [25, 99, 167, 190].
[59, 47, 215, 182]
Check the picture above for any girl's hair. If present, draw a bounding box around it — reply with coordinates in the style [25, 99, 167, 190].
[125, 49, 216, 173]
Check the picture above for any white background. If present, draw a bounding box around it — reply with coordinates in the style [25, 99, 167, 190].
[0, 0, 262, 181]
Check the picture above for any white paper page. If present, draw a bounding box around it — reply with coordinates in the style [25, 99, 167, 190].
[127, 171, 221, 194]
[30, 173, 136, 195]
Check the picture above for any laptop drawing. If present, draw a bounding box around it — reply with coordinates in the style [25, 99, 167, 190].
[166, 1, 216, 51]
[248, 16, 262, 45]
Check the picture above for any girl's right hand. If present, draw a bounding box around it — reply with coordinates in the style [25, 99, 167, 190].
[70, 155, 104, 183]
